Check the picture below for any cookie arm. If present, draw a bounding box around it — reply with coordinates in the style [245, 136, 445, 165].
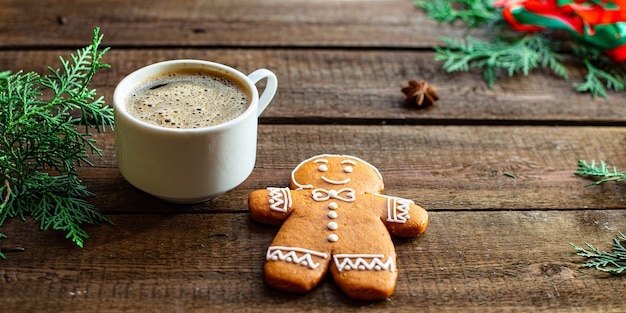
[248, 187, 294, 225]
[374, 194, 428, 238]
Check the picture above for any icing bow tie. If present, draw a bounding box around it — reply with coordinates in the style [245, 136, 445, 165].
[312, 188, 356, 202]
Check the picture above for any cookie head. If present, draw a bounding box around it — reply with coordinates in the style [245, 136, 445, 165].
[290, 154, 384, 193]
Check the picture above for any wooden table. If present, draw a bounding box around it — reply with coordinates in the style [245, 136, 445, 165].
[1, 0, 625, 312]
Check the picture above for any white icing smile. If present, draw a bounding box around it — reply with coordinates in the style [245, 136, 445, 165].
[321, 176, 350, 185]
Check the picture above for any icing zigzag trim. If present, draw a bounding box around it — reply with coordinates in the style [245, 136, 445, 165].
[385, 196, 412, 224]
[266, 246, 328, 269]
[333, 254, 395, 272]
[267, 187, 292, 212]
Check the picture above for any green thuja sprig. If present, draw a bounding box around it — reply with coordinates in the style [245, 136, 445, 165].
[0, 28, 113, 257]
[574, 159, 626, 186]
[571, 232, 626, 274]
[413, 0, 501, 28]
[572, 161, 626, 274]
[0, 233, 5, 259]
[435, 34, 568, 88]
[573, 46, 626, 98]
[414, 0, 625, 97]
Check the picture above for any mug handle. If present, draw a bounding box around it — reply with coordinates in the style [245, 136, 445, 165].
[247, 69, 278, 117]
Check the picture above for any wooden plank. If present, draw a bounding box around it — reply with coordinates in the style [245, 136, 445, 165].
[2, 49, 624, 124]
[3, 1, 624, 312]
[67, 125, 626, 213]
[1, 210, 624, 312]
[0, 0, 464, 48]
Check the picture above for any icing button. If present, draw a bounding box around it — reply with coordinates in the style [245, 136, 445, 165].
[327, 222, 338, 230]
[328, 202, 338, 210]
[327, 234, 339, 242]
[327, 211, 338, 219]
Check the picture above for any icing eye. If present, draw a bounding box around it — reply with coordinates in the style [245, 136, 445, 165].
[343, 166, 353, 173]
[318, 164, 328, 172]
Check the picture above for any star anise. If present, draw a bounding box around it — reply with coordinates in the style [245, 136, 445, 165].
[401, 80, 439, 107]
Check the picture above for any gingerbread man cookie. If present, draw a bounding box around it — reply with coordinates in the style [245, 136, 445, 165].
[248, 154, 428, 301]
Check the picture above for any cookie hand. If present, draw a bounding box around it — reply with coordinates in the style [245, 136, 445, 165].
[374, 195, 428, 238]
[249, 187, 293, 225]
[387, 202, 428, 237]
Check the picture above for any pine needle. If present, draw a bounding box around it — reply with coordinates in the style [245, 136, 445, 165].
[0, 233, 6, 259]
[574, 159, 626, 186]
[435, 34, 567, 88]
[571, 232, 626, 274]
[413, 0, 501, 28]
[415, 0, 624, 97]
[575, 59, 626, 98]
[0, 28, 113, 257]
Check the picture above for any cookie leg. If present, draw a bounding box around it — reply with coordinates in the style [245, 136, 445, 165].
[330, 253, 398, 301]
[264, 246, 331, 293]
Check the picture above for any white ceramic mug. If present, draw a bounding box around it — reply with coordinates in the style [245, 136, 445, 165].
[113, 59, 278, 203]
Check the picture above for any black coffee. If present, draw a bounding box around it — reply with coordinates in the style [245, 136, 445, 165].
[127, 68, 250, 129]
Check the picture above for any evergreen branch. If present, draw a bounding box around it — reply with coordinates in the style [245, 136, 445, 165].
[573, 54, 626, 98]
[0, 233, 6, 259]
[414, 0, 502, 29]
[571, 232, 626, 274]
[41, 28, 114, 132]
[435, 34, 567, 87]
[414, 0, 624, 97]
[574, 160, 626, 186]
[0, 28, 113, 257]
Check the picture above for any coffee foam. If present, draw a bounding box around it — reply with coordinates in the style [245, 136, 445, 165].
[127, 69, 250, 129]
